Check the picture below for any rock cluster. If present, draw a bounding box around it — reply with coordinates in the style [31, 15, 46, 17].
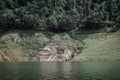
[0, 32, 84, 62]
[34, 33, 84, 62]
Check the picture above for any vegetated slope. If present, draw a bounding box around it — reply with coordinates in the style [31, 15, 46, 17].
[73, 30, 120, 61]
[0, 31, 50, 62]
[0, 30, 84, 62]
[0, 30, 120, 62]
[0, 31, 28, 62]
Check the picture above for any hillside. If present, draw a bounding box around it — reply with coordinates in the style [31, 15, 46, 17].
[0, 30, 120, 62]
[0, 31, 83, 62]
[72, 30, 120, 61]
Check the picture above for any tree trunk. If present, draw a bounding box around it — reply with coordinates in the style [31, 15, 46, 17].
[84, 0, 87, 20]
[74, 0, 77, 10]
[52, 0, 56, 15]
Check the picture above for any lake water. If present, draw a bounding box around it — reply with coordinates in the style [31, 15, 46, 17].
[0, 62, 120, 80]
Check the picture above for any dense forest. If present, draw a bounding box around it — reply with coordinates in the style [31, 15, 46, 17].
[0, 0, 120, 32]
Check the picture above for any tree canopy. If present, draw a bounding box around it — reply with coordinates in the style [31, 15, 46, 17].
[0, 0, 120, 32]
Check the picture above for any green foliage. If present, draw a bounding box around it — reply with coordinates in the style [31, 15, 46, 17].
[0, 0, 119, 32]
[48, 15, 58, 29]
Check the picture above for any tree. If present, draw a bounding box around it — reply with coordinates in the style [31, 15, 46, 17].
[0, 0, 119, 32]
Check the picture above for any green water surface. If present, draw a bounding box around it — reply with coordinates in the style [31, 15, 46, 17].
[0, 62, 120, 80]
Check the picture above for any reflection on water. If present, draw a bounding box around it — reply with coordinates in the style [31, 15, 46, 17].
[0, 62, 120, 80]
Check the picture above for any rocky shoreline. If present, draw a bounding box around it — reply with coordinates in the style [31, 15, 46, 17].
[0, 31, 84, 62]
[0, 30, 120, 62]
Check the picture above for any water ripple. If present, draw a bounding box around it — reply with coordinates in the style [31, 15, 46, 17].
[0, 62, 120, 80]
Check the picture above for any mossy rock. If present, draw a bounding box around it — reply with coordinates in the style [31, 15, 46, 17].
[0, 32, 21, 50]
[51, 33, 83, 47]
[33, 33, 50, 45]
[51, 34, 61, 43]
[1, 33, 20, 41]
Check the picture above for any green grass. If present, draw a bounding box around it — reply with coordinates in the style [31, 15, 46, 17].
[72, 30, 120, 61]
